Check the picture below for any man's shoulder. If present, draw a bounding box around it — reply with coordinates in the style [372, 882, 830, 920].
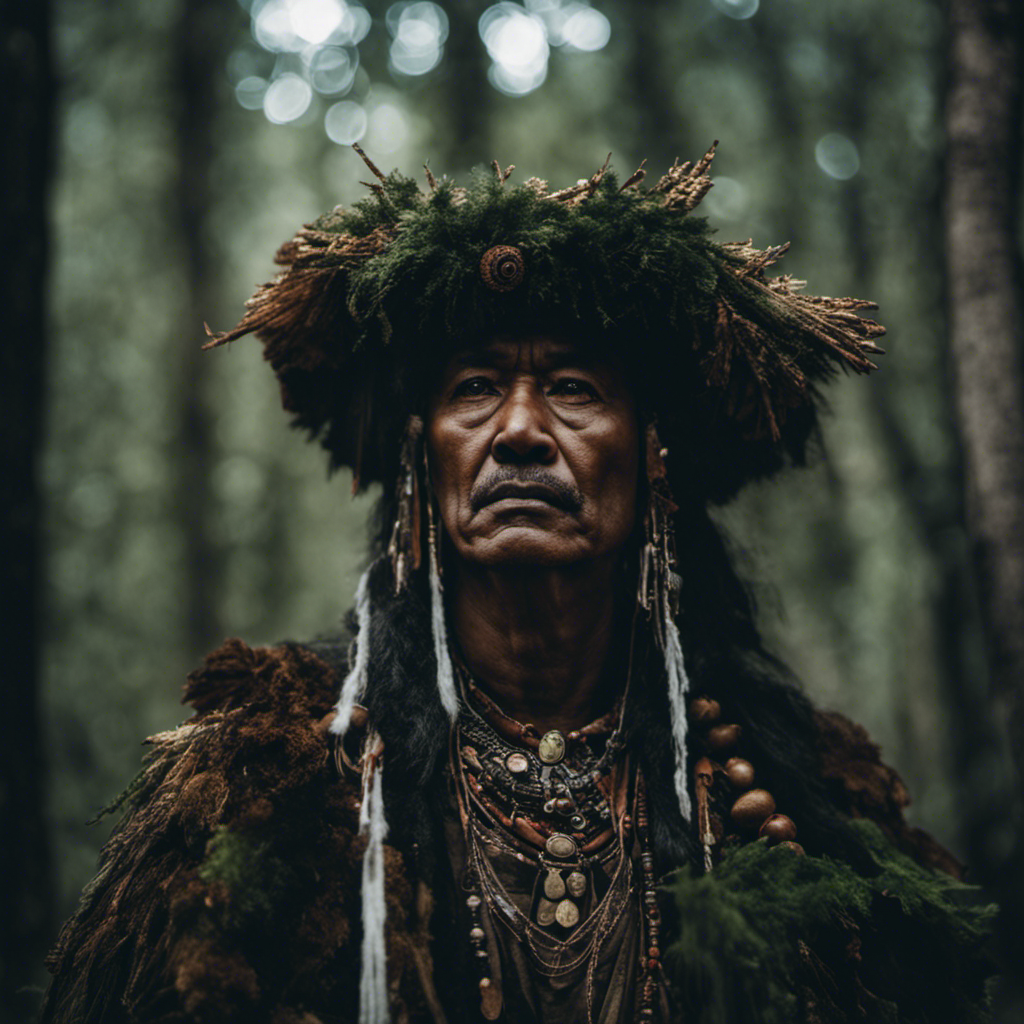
[813, 707, 964, 877]
[41, 637, 366, 1023]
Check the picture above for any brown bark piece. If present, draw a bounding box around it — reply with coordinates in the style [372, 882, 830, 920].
[814, 710, 965, 878]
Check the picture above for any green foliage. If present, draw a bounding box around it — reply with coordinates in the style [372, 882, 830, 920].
[664, 822, 996, 1023]
[198, 826, 296, 930]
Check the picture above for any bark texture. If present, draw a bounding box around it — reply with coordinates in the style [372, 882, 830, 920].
[945, 0, 1024, 1017]
[1, 1, 55, 1020]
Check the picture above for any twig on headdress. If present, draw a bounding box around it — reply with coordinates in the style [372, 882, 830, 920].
[620, 160, 647, 192]
[547, 153, 612, 204]
[491, 160, 515, 184]
[353, 142, 387, 183]
[424, 163, 438, 190]
[653, 140, 718, 212]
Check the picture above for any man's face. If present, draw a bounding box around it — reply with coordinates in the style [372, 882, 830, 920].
[426, 336, 639, 569]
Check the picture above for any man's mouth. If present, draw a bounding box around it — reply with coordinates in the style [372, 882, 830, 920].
[470, 471, 583, 513]
[483, 482, 568, 508]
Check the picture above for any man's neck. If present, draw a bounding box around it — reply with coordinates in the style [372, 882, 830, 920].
[449, 556, 624, 734]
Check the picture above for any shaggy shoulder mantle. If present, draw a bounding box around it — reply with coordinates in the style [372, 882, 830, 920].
[41, 640, 368, 1024]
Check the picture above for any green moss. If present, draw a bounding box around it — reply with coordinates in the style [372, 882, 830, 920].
[199, 826, 296, 930]
[663, 821, 996, 1023]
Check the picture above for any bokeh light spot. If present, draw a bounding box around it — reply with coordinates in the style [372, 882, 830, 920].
[366, 102, 409, 153]
[710, 0, 759, 20]
[560, 7, 610, 51]
[480, 3, 550, 95]
[236, 75, 270, 110]
[291, 0, 344, 44]
[704, 176, 749, 221]
[263, 72, 313, 123]
[388, 1, 448, 76]
[325, 100, 368, 144]
[309, 45, 357, 94]
[815, 133, 861, 180]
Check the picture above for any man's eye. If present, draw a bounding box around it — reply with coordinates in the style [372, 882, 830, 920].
[453, 377, 495, 399]
[549, 379, 597, 401]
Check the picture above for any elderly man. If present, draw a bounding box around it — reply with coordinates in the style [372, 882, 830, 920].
[42, 149, 994, 1024]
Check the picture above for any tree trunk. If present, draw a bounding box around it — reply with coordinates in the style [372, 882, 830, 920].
[945, 0, 1024, 1016]
[0, 1, 55, 1020]
[173, 0, 236, 661]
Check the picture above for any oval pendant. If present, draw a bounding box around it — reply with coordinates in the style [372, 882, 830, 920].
[566, 871, 587, 898]
[543, 869, 566, 900]
[554, 899, 580, 928]
[538, 730, 566, 765]
[545, 833, 577, 859]
[506, 752, 529, 774]
[535, 898, 557, 926]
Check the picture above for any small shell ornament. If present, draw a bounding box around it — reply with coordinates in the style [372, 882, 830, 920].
[479, 245, 526, 292]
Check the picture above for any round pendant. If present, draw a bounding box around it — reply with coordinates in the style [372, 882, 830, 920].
[545, 833, 577, 859]
[538, 730, 566, 765]
[554, 899, 580, 928]
[566, 871, 587, 898]
[543, 869, 566, 900]
[506, 752, 529, 774]
[535, 898, 557, 926]
[569, 813, 586, 830]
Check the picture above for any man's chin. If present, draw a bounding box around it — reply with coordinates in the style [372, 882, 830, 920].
[459, 525, 589, 569]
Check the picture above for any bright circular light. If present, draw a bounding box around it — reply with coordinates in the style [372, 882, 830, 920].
[291, 0, 344, 44]
[331, 2, 371, 44]
[390, 40, 443, 75]
[325, 100, 368, 143]
[815, 133, 860, 180]
[310, 45, 357, 94]
[366, 102, 409, 153]
[480, 4, 549, 69]
[235, 75, 269, 110]
[263, 72, 313, 123]
[704, 176, 748, 220]
[488, 58, 548, 96]
[560, 7, 610, 51]
[710, 0, 760, 20]
[252, 0, 300, 52]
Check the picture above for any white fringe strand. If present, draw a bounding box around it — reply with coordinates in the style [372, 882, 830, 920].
[358, 734, 389, 1024]
[329, 566, 372, 737]
[663, 604, 693, 822]
[429, 531, 459, 721]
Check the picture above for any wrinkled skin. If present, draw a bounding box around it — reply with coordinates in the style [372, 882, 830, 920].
[426, 335, 639, 730]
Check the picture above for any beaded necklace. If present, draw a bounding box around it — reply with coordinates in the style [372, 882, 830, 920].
[451, 666, 666, 1024]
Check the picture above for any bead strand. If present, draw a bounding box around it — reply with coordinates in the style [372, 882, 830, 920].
[688, 696, 804, 859]
[634, 788, 661, 1022]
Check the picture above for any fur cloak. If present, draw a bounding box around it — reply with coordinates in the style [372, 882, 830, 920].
[40, 638, 994, 1024]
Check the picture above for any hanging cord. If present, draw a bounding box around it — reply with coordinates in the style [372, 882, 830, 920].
[358, 732, 389, 1024]
[426, 455, 459, 721]
[640, 423, 692, 823]
[329, 564, 372, 738]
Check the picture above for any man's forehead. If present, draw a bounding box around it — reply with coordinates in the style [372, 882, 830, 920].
[449, 336, 603, 371]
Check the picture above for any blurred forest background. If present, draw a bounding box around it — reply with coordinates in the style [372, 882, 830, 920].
[4, 0, 1023, 1020]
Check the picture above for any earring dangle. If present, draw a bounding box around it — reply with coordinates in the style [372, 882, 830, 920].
[388, 415, 424, 593]
[640, 423, 692, 822]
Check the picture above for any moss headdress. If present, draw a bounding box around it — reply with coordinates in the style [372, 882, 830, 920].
[207, 144, 883, 502]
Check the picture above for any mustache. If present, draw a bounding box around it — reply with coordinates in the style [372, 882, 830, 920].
[470, 467, 584, 513]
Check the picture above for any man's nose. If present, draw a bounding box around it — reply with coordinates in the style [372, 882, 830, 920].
[491, 383, 557, 464]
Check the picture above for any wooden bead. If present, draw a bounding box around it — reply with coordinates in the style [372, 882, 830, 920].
[706, 723, 742, 752]
[776, 840, 806, 856]
[724, 757, 755, 790]
[759, 813, 798, 845]
[689, 697, 721, 724]
[730, 788, 776, 829]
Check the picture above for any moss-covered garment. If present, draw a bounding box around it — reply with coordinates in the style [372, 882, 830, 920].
[41, 641, 995, 1024]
